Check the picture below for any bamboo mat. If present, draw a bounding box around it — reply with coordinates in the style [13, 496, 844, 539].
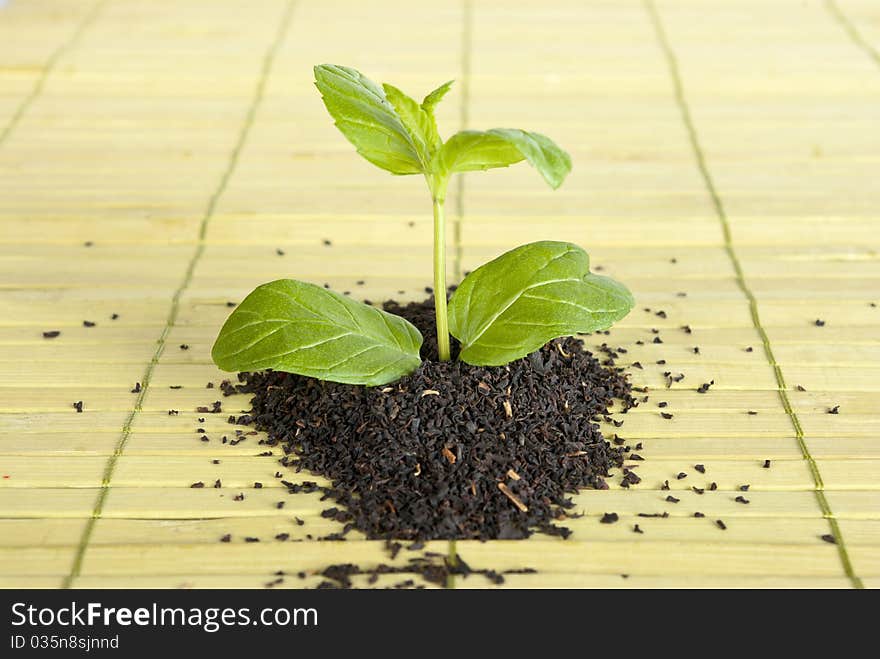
[1, 0, 878, 589]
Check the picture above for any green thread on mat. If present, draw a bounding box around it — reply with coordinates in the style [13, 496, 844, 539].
[61, 0, 298, 589]
[446, 0, 474, 587]
[645, 0, 863, 589]
[0, 0, 107, 147]
[446, 539, 458, 590]
[825, 0, 880, 68]
[452, 0, 473, 285]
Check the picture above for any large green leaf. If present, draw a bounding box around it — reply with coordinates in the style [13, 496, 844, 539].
[314, 64, 423, 175]
[212, 279, 423, 386]
[438, 128, 571, 189]
[448, 242, 634, 366]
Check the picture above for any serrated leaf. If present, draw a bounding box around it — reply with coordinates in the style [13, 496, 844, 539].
[314, 64, 423, 175]
[382, 83, 434, 167]
[212, 279, 423, 386]
[421, 80, 453, 152]
[422, 80, 454, 113]
[448, 242, 634, 366]
[438, 128, 571, 189]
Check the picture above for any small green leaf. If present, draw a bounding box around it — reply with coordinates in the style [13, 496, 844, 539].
[314, 64, 423, 175]
[421, 80, 453, 152]
[212, 280, 423, 386]
[437, 131, 524, 174]
[448, 242, 634, 366]
[422, 80, 454, 114]
[438, 128, 571, 189]
[382, 83, 434, 167]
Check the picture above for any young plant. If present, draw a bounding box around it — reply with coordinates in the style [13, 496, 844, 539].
[212, 65, 634, 385]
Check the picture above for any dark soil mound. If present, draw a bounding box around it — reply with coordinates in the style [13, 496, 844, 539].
[225, 296, 637, 540]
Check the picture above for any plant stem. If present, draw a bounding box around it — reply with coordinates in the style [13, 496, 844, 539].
[432, 195, 451, 361]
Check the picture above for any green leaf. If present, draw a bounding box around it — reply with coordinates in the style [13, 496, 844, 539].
[438, 128, 571, 189]
[314, 64, 423, 175]
[422, 80, 454, 114]
[212, 279, 423, 386]
[448, 241, 634, 366]
[421, 80, 453, 152]
[437, 131, 523, 174]
[381, 83, 434, 167]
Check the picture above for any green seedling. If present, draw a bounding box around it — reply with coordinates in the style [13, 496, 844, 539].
[212, 64, 634, 385]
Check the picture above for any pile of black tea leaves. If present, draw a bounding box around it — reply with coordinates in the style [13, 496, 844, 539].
[220, 295, 638, 541]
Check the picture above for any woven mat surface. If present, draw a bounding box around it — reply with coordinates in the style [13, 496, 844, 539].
[1, 0, 879, 588]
